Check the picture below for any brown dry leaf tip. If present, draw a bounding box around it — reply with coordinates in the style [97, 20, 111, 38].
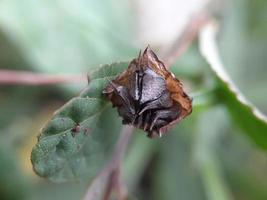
[103, 46, 192, 138]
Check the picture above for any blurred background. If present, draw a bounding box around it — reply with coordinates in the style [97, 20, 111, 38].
[0, 0, 267, 200]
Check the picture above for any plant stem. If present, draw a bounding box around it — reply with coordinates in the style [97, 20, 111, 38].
[162, 12, 209, 67]
[83, 125, 134, 200]
[110, 125, 135, 168]
[0, 69, 86, 85]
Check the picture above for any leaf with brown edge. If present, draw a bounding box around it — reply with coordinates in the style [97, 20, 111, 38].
[199, 21, 267, 149]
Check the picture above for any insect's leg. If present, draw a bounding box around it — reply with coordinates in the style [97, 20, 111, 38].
[143, 111, 151, 131]
[149, 106, 181, 132]
[149, 110, 168, 132]
[108, 80, 135, 112]
[138, 90, 172, 115]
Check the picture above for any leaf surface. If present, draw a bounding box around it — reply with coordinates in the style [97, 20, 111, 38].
[31, 62, 128, 182]
[199, 22, 267, 149]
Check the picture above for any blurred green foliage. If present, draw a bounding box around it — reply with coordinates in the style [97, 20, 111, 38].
[0, 0, 267, 200]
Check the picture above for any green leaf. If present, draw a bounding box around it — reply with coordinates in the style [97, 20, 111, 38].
[199, 22, 267, 149]
[31, 62, 129, 182]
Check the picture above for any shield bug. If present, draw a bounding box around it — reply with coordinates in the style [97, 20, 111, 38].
[103, 46, 192, 138]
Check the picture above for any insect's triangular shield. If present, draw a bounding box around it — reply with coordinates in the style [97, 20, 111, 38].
[103, 46, 192, 138]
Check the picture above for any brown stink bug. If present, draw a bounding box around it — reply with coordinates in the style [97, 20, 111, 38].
[103, 46, 192, 138]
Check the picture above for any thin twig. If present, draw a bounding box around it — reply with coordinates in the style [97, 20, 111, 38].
[84, 125, 134, 200]
[103, 125, 134, 200]
[109, 125, 135, 168]
[0, 69, 86, 85]
[0, 12, 207, 86]
[162, 12, 210, 68]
